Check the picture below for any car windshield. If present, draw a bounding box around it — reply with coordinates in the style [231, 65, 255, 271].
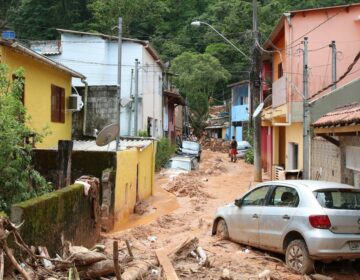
[314, 189, 360, 210]
[165, 159, 191, 171]
[237, 141, 251, 150]
[182, 141, 199, 151]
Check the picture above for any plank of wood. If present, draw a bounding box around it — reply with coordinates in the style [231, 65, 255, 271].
[155, 248, 179, 280]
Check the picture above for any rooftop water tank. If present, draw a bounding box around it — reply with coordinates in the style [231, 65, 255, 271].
[1, 31, 16, 40]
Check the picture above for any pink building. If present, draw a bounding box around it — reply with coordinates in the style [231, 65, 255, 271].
[261, 3, 360, 178]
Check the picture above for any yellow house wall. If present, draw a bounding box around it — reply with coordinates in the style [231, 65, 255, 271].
[272, 126, 280, 166]
[114, 143, 155, 221]
[138, 144, 154, 199]
[222, 128, 227, 139]
[0, 46, 72, 148]
[285, 123, 303, 170]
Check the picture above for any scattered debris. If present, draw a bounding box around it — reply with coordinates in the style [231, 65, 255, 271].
[148, 235, 157, 242]
[134, 200, 150, 215]
[221, 268, 232, 280]
[258, 269, 271, 280]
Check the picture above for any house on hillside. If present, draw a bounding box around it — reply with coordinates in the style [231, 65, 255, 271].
[163, 72, 185, 143]
[30, 29, 172, 138]
[205, 105, 229, 139]
[260, 3, 360, 178]
[228, 81, 250, 142]
[0, 39, 85, 148]
[310, 77, 360, 187]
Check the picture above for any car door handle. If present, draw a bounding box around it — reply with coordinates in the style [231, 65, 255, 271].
[282, 215, 290, 220]
[252, 214, 259, 219]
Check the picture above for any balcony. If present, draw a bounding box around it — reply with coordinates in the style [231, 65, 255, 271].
[272, 76, 287, 108]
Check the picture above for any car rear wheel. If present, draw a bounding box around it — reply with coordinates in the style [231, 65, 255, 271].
[285, 239, 314, 275]
[216, 219, 229, 240]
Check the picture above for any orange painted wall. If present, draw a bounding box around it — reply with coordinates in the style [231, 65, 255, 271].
[288, 6, 360, 101]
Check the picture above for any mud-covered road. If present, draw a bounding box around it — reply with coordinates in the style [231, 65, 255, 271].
[102, 150, 360, 280]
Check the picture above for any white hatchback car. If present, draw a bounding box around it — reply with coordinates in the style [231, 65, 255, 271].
[212, 180, 360, 274]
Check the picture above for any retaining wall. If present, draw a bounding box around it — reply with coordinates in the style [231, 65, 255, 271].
[10, 184, 100, 256]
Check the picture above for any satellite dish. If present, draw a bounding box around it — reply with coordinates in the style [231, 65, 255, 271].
[252, 102, 264, 119]
[95, 123, 119, 146]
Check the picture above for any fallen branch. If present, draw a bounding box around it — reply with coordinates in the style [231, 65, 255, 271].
[2, 240, 32, 280]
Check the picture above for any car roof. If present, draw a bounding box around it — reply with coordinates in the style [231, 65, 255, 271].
[258, 180, 355, 191]
[169, 156, 194, 162]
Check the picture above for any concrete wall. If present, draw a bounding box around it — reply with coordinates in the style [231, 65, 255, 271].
[72, 86, 118, 137]
[311, 137, 341, 182]
[11, 184, 100, 256]
[114, 143, 155, 221]
[32, 149, 116, 186]
[340, 136, 360, 186]
[0, 46, 72, 148]
[141, 47, 163, 137]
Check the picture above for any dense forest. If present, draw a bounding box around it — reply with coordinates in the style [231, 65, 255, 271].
[1, 1, 357, 78]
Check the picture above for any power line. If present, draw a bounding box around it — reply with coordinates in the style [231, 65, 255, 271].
[311, 50, 360, 100]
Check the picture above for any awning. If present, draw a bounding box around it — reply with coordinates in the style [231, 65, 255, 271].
[313, 102, 360, 136]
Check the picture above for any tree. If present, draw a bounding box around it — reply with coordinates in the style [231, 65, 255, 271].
[170, 52, 230, 136]
[0, 65, 51, 213]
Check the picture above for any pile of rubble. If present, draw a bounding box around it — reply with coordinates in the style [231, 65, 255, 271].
[200, 137, 230, 153]
[164, 174, 212, 199]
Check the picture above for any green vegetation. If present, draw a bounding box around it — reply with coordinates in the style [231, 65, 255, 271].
[244, 127, 254, 164]
[137, 130, 149, 137]
[0, 65, 52, 213]
[170, 52, 230, 137]
[155, 138, 177, 171]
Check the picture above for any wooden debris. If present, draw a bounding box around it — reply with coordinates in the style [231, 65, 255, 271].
[113, 241, 122, 280]
[121, 260, 157, 280]
[81, 259, 115, 279]
[311, 274, 334, 280]
[0, 249, 3, 280]
[169, 236, 199, 260]
[69, 251, 107, 266]
[125, 240, 134, 259]
[155, 248, 179, 280]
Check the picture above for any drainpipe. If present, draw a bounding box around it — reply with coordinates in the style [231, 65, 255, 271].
[81, 78, 89, 136]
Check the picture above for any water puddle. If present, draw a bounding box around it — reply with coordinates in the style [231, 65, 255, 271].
[112, 177, 179, 232]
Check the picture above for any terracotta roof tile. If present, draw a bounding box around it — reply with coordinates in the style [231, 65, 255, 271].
[313, 102, 360, 127]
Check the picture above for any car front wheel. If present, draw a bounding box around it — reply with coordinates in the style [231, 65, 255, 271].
[285, 239, 314, 275]
[215, 219, 229, 240]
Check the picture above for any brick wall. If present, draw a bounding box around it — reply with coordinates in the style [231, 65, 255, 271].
[311, 137, 341, 182]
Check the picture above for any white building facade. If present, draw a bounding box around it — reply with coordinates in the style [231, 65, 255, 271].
[31, 29, 164, 138]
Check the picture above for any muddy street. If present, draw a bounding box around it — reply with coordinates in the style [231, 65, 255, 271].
[102, 150, 360, 280]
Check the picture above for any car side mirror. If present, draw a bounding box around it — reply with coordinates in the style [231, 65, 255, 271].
[235, 198, 242, 207]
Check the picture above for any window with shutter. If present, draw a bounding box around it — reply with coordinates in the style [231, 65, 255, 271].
[51, 84, 65, 123]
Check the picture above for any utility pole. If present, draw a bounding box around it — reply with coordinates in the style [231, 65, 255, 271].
[115, 17, 122, 150]
[134, 59, 139, 136]
[252, 0, 262, 182]
[303, 37, 310, 179]
[330, 40, 337, 90]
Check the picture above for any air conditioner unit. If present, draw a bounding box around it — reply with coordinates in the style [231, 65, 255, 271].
[68, 94, 84, 112]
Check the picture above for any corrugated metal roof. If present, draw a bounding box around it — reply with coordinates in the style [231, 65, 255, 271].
[30, 40, 61, 55]
[313, 102, 360, 127]
[51, 139, 152, 152]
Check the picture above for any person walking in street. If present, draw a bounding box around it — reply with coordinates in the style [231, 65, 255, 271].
[230, 136, 238, 162]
